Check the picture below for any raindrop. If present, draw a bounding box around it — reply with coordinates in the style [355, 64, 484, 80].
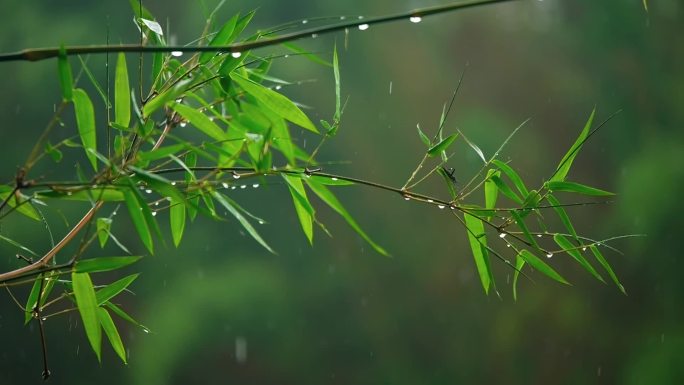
[358, 16, 364, 19]
[546, 252, 553, 258]
[358, 24, 369, 31]
[180, 121, 187, 128]
[171, 51, 183, 57]
[143, 328, 150, 334]
[409, 16, 422, 23]
[171, 181, 177, 186]
[427, 199, 434, 203]
[235, 336, 248, 364]
[404, 197, 410, 201]
[41, 317, 46, 321]
[506, 244, 511, 248]
[240, 185, 247, 189]
[258, 220, 264, 225]
[152, 212, 157, 217]
[499, 233, 507, 239]
[252, 183, 259, 188]
[284, 54, 289, 58]
[145, 189, 152, 194]
[302, 19, 308, 24]
[66, 192, 73, 196]
[275, 85, 282, 90]
[232, 173, 241, 179]
[389, 81, 393, 95]
[582, 247, 587, 251]
[231, 186, 237, 190]
[438, 205, 445, 209]
[154, 201, 159, 206]
[231, 52, 242, 58]
[222, 182, 229, 189]
[311, 33, 318, 38]
[331, 177, 339, 181]
[340, 16, 346, 20]
[536, 234, 543, 238]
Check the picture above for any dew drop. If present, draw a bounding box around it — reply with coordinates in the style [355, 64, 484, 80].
[154, 201, 159, 206]
[258, 220, 264, 225]
[143, 328, 150, 334]
[427, 199, 434, 203]
[222, 182, 229, 189]
[537, 234, 543, 238]
[358, 16, 364, 19]
[152, 212, 157, 217]
[171, 181, 177, 186]
[284, 54, 289, 58]
[358, 24, 369, 31]
[231, 52, 242, 58]
[499, 233, 507, 239]
[240, 185, 247, 189]
[302, 19, 308, 24]
[180, 121, 187, 128]
[66, 191, 73, 196]
[582, 247, 587, 252]
[275, 85, 282, 90]
[331, 177, 339, 181]
[232, 173, 241, 179]
[506, 244, 511, 248]
[231, 186, 237, 190]
[438, 205, 445, 209]
[546, 253, 553, 258]
[409, 16, 422, 23]
[145, 189, 152, 194]
[252, 183, 259, 188]
[340, 16, 346, 20]
[311, 33, 318, 38]
[171, 51, 183, 57]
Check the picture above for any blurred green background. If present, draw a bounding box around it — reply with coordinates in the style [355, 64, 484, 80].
[1, 0, 682, 384]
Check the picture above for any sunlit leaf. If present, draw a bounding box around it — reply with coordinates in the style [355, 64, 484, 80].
[74, 256, 142, 273]
[0, 186, 41, 221]
[551, 108, 595, 182]
[511, 210, 539, 249]
[171, 103, 227, 141]
[517, 249, 569, 285]
[463, 211, 491, 294]
[462, 133, 486, 164]
[416, 124, 430, 146]
[72, 272, 102, 361]
[200, 14, 238, 64]
[489, 174, 522, 204]
[230, 72, 318, 133]
[115, 53, 130, 128]
[96, 274, 139, 305]
[427, 133, 458, 157]
[212, 191, 275, 253]
[105, 301, 149, 333]
[492, 159, 528, 197]
[553, 234, 604, 282]
[590, 245, 626, 294]
[283, 175, 314, 244]
[546, 194, 578, 241]
[37, 188, 124, 202]
[98, 307, 127, 363]
[305, 180, 388, 256]
[546, 181, 614, 196]
[73, 88, 98, 171]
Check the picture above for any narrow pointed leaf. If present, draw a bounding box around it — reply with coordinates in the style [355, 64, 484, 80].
[171, 103, 227, 141]
[212, 191, 275, 253]
[462, 134, 486, 164]
[200, 14, 238, 64]
[73, 88, 98, 171]
[74, 256, 142, 273]
[114, 53, 130, 127]
[230, 72, 318, 133]
[98, 307, 127, 363]
[333, 43, 341, 123]
[123, 187, 153, 254]
[553, 234, 604, 282]
[551, 108, 595, 182]
[484, 169, 499, 221]
[283, 175, 314, 244]
[417, 124, 430, 146]
[427, 133, 458, 157]
[306, 180, 388, 256]
[511, 210, 539, 249]
[490, 174, 522, 204]
[590, 245, 626, 294]
[72, 272, 102, 361]
[0, 187, 41, 221]
[170, 197, 186, 247]
[512, 255, 525, 301]
[97, 217, 112, 248]
[463, 212, 491, 293]
[492, 159, 528, 197]
[96, 274, 139, 305]
[24, 277, 42, 324]
[546, 181, 614, 196]
[105, 301, 149, 332]
[518, 249, 569, 285]
[58, 44, 73, 101]
[546, 194, 578, 241]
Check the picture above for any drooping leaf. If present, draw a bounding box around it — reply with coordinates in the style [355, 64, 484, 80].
[512, 255, 525, 301]
[212, 191, 275, 253]
[96, 274, 139, 305]
[283, 175, 314, 244]
[72, 272, 102, 361]
[305, 180, 388, 256]
[0, 233, 39, 258]
[97, 217, 112, 248]
[114, 53, 130, 128]
[72, 88, 98, 171]
[123, 187, 154, 254]
[0, 186, 41, 221]
[199, 14, 238, 64]
[37, 188, 124, 202]
[510, 210, 539, 249]
[546, 181, 614, 196]
[417, 124, 430, 146]
[489, 174, 522, 204]
[332, 42, 341, 125]
[492, 159, 528, 197]
[170, 197, 186, 247]
[484, 169, 499, 221]
[427, 133, 458, 157]
[105, 301, 149, 333]
[462, 133, 486, 164]
[517, 249, 569, 285]
[551, 108, 595, 182]
[98, 307, 127, 363]
[230, 72, 318, 133]
[553, 234, 604, 282]
[546, 194, 578, 241]
[589, 245, 626, 294]
[171, 103, 227, 141]
[57, 44, 73, 101]
[24, 276, 42, 324]
[463, 211, 492, 294]
[74, 256, 142, 274]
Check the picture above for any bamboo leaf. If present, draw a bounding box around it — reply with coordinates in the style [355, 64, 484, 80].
[97, 217, 112, 248]
[96, 274, 139, 305]
[72, 272, 102, 361]
[484, 169, 499, 221]
[512, 255, 525, 301]
[105, 301, 149, 333]
[24, 277, 42, 324]
[517, 249, 569, 285]
[489, 174, 522, 204]
[546, 181, 614, 196]
[123, 187, 154, 254]
[114, 53, 130, 127]
[200, 14, 238, 64]
[492, 159, 528, 197]
[553, 234, 605, 282]
[73, 88, 98, 171]
[98, 307, 127, 363]
[230, 72, 318, 133]
[170, 197, 186, 247]
[0, 187, 41, 221]
[551, 108, 595, 182]
[463, 212, 491, 294]
[416, 124, 430, 146]
[511, 210, 539, 249]
[58, 44, 73, 101]
[283, 175, 314, 244]
[170, 103, 227, 141]
[305, 180, 388, 256]
[590, 245, 626, 294]
[427, 133, 458, 157]
[212, 191, 275, 253]
[74, 256, 142, 273]
[37, 188, 124, 202]
[333, 42, 341, 125]
[546, 194, 578, 241]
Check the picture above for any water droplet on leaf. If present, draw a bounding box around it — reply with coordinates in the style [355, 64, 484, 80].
[231, 52, 241, 58]
[358, 24, 369, 31]
[171, 51, 183, 57]
[409, 16, 422, 23]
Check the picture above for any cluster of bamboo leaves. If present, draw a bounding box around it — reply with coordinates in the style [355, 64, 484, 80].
[0, 0, 626, 367]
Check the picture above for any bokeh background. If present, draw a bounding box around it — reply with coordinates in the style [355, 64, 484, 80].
[1, 0, 682, 384]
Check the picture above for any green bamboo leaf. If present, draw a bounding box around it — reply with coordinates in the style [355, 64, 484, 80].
[492, 159, 528, 197]
[212, 191, 275, 253]
[37, 188, 124, 202]
[512, 255, 525, 301]
[437, 167, 458, 199]
[305, 180, 388, 256]
[45, 141, 63, 162]
[98, 307, 127, 363]
[551, 108, 595, 182]
[200, 14, 238, 64]
[517, 249, 569, 285]
[58, 44, 73, 101]
[416, 124, 430, 146]
[462, 133, 486, 164]
[333, 42, 341, 124]
[642, 0, 648, 12]
[0, 233, 39, 258]
[590, 245, 626, 294]
[24, 277, 42, 324]
[114, 53, 130, 127]
[510, 210, 540, 249]
[546, 194, 578, 241]
[170, 103, 227, 141]
[0, 187, 41, 221]
[137, 144, 186, 162]
[283, 175, 314, 244]
[463, 212, 491, 294]
[170, 197, 186, 247]
[230, 72, 318, 133]
[282, 42, 332, 67]
[123, 187, 154, 254]
[97, 217, 112, 248]
[78, 56, 109, 107]
[553, 234, 605, 282]
[72, 272, 102, 361]
[484, 169, 499, 221]
[489, 174, 523, 204]
[427, 133, 458, 157]
[142, 78, 192, 117]
[74, 256, 142, 273]
[72, 88, 98, 171]
[96, 274, 139, 305]
[546, 181, 614, 196]
[105, 301, 149, 333]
